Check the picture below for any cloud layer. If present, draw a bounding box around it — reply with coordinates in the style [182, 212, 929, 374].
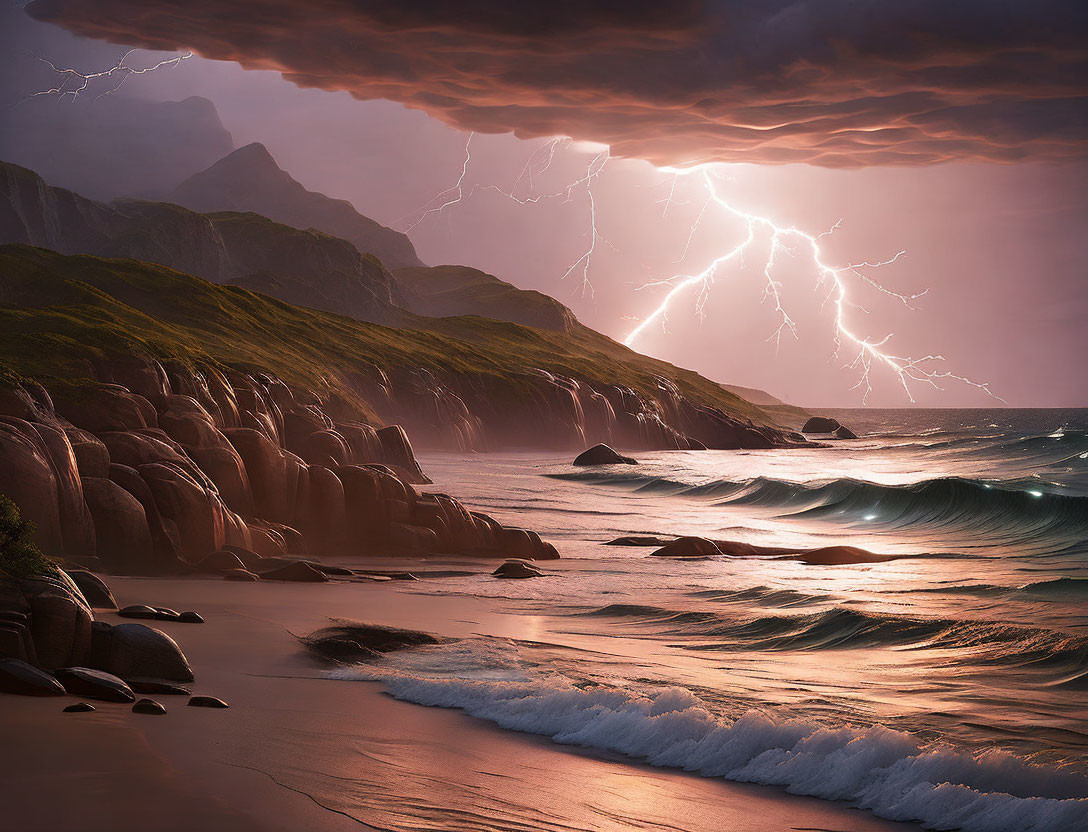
[28, 0, 1088, 166]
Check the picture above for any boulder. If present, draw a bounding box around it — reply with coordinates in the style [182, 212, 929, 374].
[802, 416, 841, 433]
[132, 698, 167, 715]
[573, 444, 638, 466]
[194, 550, 246, 573]
[138, 461, 230, 559]
[107, 464, 184, 570]
[22, 572, 94, 669]
[94, 622, 194, 683]
[605, 536, 672, 547]
[376, 425, 430, 484]
[118, 605, 162, 620]
[492, 560, 545, 579]
[258, 560, 328, 583]
[64, 570, 117, 610]
[63, 702, 96, 712]
[178, 612, 204, 624]
[131, 680, 191, 695]
[650, 537, 722, 557]
[301, 622, 441, 662]
[834, 425, 859, 440]
[64, 427, 111, 478]
[54, 667, 135, 702]
[0, 657, 66, 696]
[797, 546, 893, 565]
[81, 476, 156, 573]
[188, 695, 229, 708]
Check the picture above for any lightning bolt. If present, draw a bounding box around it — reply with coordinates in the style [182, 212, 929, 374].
[624, 168, 1002, 403]
[19, 49, 192, 104]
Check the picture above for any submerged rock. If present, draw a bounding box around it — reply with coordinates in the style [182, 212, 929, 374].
[605, 536, 672, 547]
[63, 702, 96, 712]
[301, 620, 443, 663]
[802, 416, 841, 433]
[258, 560, 329, 582]
[188, 695, 229, 708]
[54, 667, 135, 702]
[573, 444, 638, 466]
[797, 546, 893, 565]
[0, 657, 66, 696]
[492, 560, 545, 579]
[649, 537, 722, 557]
[132, 697, 167, 715]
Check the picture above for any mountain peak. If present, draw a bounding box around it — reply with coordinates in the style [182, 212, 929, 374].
[211, 142, 283, 176]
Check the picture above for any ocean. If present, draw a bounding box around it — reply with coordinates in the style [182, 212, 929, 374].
[338, 409, 1088, 831]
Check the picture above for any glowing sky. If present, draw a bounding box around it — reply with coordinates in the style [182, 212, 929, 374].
[2, 3, 1085, 407]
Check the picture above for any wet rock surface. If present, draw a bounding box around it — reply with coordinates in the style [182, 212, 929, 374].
[573, 444, 638, 466]
[301, 621, 443, 663]
[63, 701, 95, 712]
[54, 667, 135, 702]
[0, 657, 66, 696]
[132, 697, 167, 715]
[492, 560, 545, 579]
[188, 695, 229, 708]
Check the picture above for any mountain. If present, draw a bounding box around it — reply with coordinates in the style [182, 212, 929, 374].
[0, 96, 233, 201]
[395, 265, 576, 331]
[0, 161, 408, 325]
[171, 143, 423, 269]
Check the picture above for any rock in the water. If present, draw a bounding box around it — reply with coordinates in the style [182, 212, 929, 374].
[222, 569, 260, 582]
[572, 444, 638, 466]
[188, 695, 229, 708]
[194, 550, 247, 574]
[117, 604, 161, 620]
[492, 560, 545, 579]
[63, 702, 96, 712]
[605, 536, 672, 547]
[0, 657, 67, 696]
[797, 546, 893, 565]
[802, 416, 841, 433]
[96, 622, 194, 683]
[834, 425, 858, 440]
[153, 607, 181, 620]
[64, 570, 117, 610]
[132, 697, 167, 715]
[130, 679, 191, 695]
[649, 537, 722, 557]
[302, 621, 442, 662]
[54, 667, 135, 702]
[259, 561, 329, 582]
[177, 611, 204, 624]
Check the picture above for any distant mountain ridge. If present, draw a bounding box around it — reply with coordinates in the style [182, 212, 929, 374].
[171, 143, 424, 270]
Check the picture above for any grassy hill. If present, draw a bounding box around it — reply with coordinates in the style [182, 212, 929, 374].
[0, 244, 799, 430]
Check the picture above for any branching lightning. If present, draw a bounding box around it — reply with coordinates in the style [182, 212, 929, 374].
[624, 168, 1001, 403]
[394, 137, 1000, 403]
[19, 49, 192, 104]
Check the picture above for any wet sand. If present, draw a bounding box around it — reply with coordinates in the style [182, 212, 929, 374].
[0, 574, 921, 832]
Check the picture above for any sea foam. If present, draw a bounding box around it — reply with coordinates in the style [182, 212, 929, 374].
[332, 638, 1088, 832]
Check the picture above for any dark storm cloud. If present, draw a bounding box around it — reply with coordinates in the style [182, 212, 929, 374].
[27, 0, 1088, 166]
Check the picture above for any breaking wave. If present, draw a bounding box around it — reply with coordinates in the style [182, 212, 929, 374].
[333, 638, 1088, 832]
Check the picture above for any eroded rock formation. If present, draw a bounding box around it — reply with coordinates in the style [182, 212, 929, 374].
[0, 358, 558, 574]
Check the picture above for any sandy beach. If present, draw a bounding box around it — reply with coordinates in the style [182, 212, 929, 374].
[1, 572, 921, 832]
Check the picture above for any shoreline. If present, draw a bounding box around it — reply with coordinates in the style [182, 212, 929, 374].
[1, 574, 920, 832]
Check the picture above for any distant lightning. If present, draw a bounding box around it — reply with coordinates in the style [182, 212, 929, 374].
[624, 168, 1001, 403]
[19, 49, 192, 104]
[400, 136, 999, 403]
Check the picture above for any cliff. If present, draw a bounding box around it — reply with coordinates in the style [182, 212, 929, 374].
[171, 142, 423, 269]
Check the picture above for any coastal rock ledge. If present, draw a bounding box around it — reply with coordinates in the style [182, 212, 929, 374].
[0, 358, 560, 575]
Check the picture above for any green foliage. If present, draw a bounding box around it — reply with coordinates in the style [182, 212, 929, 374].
[0, 494, 54, 579]
[0, 244, 794, 427]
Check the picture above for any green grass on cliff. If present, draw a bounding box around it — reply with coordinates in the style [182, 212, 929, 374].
[0, 244, 800, 427]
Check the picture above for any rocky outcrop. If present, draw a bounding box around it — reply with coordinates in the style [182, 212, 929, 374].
[573, 444, 638, 466]
[0, 358, 560, 574]
[802, 416, 841, 433]
[492, 560, 545, 579]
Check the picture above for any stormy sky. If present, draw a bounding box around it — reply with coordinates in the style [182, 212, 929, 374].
[3, 1, 1086, 406]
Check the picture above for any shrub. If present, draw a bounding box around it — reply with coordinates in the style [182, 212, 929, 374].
[0, 494, 54, 578]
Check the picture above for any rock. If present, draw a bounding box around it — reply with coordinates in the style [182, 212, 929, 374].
[132, 697, 167, 715]
[605, 536, 672, 547]
[650, 537, 722, 557]
[797, 546, 893, 565]
[802, 416, 841, 433]
[81, 476, 155, 573]
[22, 572, 94, 669]
[492, 560, 545, 579]
[573, 443, 638, 466]
[54, 667, 135, 702]
[177, 611, 204, 624]
[118, 604, 161, 620]
[0, 657, 66, 696]
[258, 560, 329, 583]
[153, 607, 181, 620]
[223, 569, 260, 582]
[301, 622, 442, 662]
[221, 545, 266, 570]
[63, 702, 96, 712]
[188, 695, 229, 708]
[96, 622, 194, 683]
[834, 425, 858, 440]
[130, 680, 191, 695]
[194, 550, 247, 573]
[64, 570, 117, 610]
